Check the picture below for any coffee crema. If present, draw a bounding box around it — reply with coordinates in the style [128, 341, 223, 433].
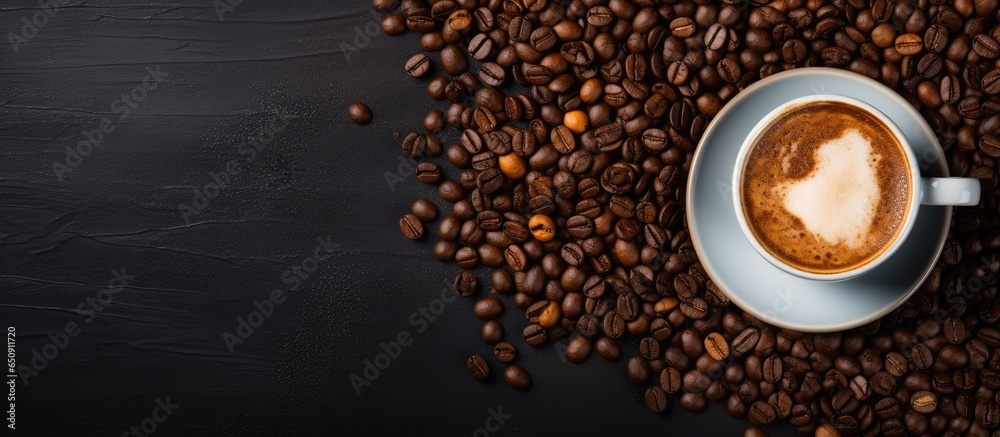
[740, 101, 913, 275]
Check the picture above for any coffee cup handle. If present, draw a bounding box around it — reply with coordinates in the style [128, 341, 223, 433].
[920, 178, 981, 206]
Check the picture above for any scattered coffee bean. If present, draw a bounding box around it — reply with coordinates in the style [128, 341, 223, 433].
[399, 214, 424, 240]
[494, 341, 517, 363]
[523, 324, 547, 346]
[347, 102, 373, 125]
[415, 162, 441, 184]
[411, 199, 438, 223]
[481, 320, 503, 345]
[504, 365, 531, 390]
[404, 53, 431, 77]
[466, 354, 489, 380]
[627, 355, 651, 385]
[454, 271, 477, 297]
[566, 335, 592, 363]
[645, 386, 668, 413]
[680, 392, 708, 413]
[596, 337, 622, 361]
[474, 296, 503, 320]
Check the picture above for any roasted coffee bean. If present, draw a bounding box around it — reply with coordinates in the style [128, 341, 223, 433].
[446, 9, 470, 31]
[504, 365, 531, 390]
[871, 370, 897, 395]
[410, 199, 439, 223]
[576, 313, 599, 337]
[494, 342, 517, 363]
[955, 368, 978, 391]
[979, 328, 1000, 347]
[639, 336, 661, 360]
[782, 39, 807, 63]
[603, 312, 626, 338]
[973, 35, 1000, 59]
[438, 180, 464, 203]
[912, 390, 938, 413]
[876, 397, 900, 420]
[595, 337, 622, 361]
[476, 168, 503, 194]
[627, 355, 651, 384]
[704, 24, 728, 51]
[481, 320, 503, 345]
[983, 70, 1000, 94]
[440, 44, 468, 76]
[645, 386, 668, 413]
[467, 354, 490, 380]
[504, 245, 527, 271]
[523, 323, 547, 346]
[789, 404, 811, 426]
[566, 335, 592, 363]
[850, 375, 872, 401]
[705, 332, 730, 360]
[474, 296, 503, 320]
[831, 388, 859, 415]
[885, 352, 908, 377]
[659, 366, 682, 394]
[895, 33, 923, 55]
[528, 214, 555, 241]
[381, 14, 406, 35]
[762, 356, 782, 383]
[561, 41, 595, 66]
[748, 400, 777, 426]
[976, 400, 999, 428]
[662, 389, 700, 413]
[756, 330, 777, 357]
[940, 75, 961, 104]
[647, 316, 672, 341]
[399, 214, 424, 239]
[415, 162, 442, 184]
[680, 298, 709, 319]
[733, 327, 761, 355]
[348, 102, 373, 125]
[911, 343, 934, 370]
[467, 33, 493, 60]
[405, 53, 431, 77]
[479, 62, 506, 87]
[917, 53, 942, 78]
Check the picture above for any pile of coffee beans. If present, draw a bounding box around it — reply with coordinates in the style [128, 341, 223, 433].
[376, 0, 1000, 434]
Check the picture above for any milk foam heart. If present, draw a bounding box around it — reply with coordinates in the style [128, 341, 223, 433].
[777, 130, 880, 249]
[740, 101, 912, 275]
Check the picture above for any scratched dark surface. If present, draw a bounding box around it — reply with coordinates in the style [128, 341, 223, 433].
[0, 1, 793, 436]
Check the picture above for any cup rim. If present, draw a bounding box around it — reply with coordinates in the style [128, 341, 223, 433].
[731, 93, 922, 282]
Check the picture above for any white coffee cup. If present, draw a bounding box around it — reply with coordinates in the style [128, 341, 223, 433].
[732, 94, 981, 282]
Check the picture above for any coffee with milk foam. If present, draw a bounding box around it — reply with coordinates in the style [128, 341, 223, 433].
[740, 101, 913, 275]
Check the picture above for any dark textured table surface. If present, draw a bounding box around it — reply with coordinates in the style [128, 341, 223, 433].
[0, 1, 794, 435]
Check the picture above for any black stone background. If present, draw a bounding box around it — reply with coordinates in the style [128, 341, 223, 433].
[0, 1, 797, 435]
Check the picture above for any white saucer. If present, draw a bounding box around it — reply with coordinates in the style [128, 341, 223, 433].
[686, 68, 951, 332]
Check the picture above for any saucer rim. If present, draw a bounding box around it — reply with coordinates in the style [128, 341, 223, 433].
[686, 67, 952, 333]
